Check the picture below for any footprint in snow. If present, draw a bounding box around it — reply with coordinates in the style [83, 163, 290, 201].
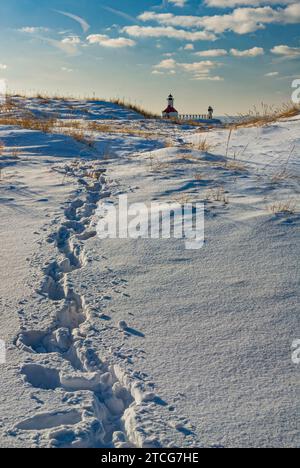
[118, 321, 145, 338]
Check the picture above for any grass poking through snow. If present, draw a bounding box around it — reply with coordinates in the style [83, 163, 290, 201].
[267, 200, 296, 215]
[227, 102, 300, 129]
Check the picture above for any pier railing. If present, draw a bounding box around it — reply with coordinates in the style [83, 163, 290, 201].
[178, 114, 210, 120]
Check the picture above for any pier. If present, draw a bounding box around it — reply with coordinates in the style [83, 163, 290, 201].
[177, 114, 210, 121]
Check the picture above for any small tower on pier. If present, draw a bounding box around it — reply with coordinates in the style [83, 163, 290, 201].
[208, 106, 214, 120]
[162, 94, 179, 119]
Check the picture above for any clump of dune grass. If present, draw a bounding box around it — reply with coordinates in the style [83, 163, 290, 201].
[0, 96, 19, 114]
[197, 139, 214, 152]
[109, 98, 159, 119]
[87, 122, 113, 133]
[58, 120, 84, 130]
[271, 145, 295, 183]
[225, 160, 247, 172]
[61, 119, 156, 139]
[267, 200, 296, 215]
[170, 119, 209, 129]
[204, 187, 229, 204]
[0, 112, 94, 147]
[63, 128, 95, 147]
[34, 92, 70, 101]
[86, 121, 154, 138]
[0, 115, 57, 133]
[190, 138, 215, 153]
[173, 193, 193, 204]
[271, 170, 292, 183]
[228, 102, 300, 129]
[0, 140, 23, 179]
[10, 147, 21, 159]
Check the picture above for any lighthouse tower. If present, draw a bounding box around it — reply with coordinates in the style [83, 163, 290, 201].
[208, 106, 214, 120]
[162, 94, 179, 119]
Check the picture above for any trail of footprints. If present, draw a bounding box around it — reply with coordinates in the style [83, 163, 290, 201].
[14, 163, 139, 448]
[13, 161, 197, 449]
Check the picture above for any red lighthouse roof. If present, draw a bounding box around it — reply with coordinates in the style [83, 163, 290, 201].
[163, 105, 178, 114]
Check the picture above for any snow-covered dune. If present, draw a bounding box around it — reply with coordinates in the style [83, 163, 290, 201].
[0, 98, 299, 448]
[7, 96, 145, 121]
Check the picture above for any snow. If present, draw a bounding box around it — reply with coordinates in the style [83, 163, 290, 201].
[0, 97, 299, 448]
[8, 96, 145, 121]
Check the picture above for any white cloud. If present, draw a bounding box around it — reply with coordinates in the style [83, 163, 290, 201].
[61, 67, 74, 73]
[264, 71, 279, 76]
[0, 64, 8, 70]
[195, 49, 228, 57]
[271, 44, 300, 57]
[193, 47, 264, 58]
[100, 5, 137, 24]
[205, 0, 294, 7]
[168, 0, 188, 6]
[19, 28, 81, 55]
[38, 37, 80, 55]
[154, 58, 177, 69]
[178, 60, 217, 73]
[230, 47, 264, 56]
[138, 11, 197, 27]
[138, 4, 300, 36]
[123, 25, 216, 41]
[153, 58, 222, 80]
[54, 10, 90, 33]
[19, 27, 49, 33]
[87, 34, 136, 48]
[184, 44, 194, 50]
[61, 36, 81, 45]
[192, 75, 224, 81]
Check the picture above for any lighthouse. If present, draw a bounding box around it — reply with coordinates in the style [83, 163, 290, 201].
[162, 94, 179, 119]
[208, 106, 214, 120]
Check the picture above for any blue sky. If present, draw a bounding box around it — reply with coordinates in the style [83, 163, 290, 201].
[0, 0, 299, 114]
